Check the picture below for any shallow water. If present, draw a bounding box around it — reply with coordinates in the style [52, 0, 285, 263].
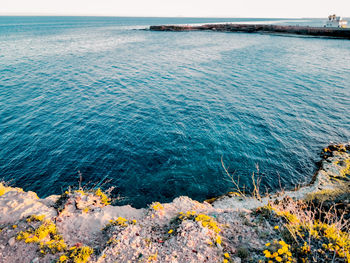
[1, 16, 349, 207]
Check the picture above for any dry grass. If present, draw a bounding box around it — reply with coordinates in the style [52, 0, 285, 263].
[256, 196, 350, 262]
[221, 157, 264, 200]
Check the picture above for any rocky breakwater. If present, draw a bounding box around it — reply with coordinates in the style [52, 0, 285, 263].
[150, 24, 350, 39]
[0, 144, 349, 262]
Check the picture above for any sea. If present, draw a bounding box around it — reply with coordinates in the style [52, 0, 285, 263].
[0, 16, 349, 208]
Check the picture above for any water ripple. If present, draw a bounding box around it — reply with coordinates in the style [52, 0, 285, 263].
[1, 17, 350, 208]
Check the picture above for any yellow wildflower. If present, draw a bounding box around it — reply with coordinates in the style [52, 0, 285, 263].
[263, 250, 271, 258]
[59, 255, 68, 262]
[151, 202, 163, 211]
[216, 235, 222, 245]
[148, 252, 158, 262]
[276, 256, 282, 262]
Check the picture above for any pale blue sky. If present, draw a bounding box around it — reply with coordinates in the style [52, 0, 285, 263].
[2, 0, 350, 18]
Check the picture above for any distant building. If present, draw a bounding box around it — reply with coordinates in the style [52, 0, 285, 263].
[325, 14, 347, 28]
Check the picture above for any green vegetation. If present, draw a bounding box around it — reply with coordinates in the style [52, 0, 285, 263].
[263, 240, 293, 262]
[58, 246, 94, 263]
[176, 211, 222, 246]
[3, 144, 349, 263]
[16, 216, 67, 255]
[0, 182, 23, 196]
[94, 188, 111, 206]
[103, 217, 137, 230]
[339, 159, 350, 178]
[0, 183, 10, 196]
[255, 197, 350, 263]
[26, 214, 46, 223]
[54, 188, 111, 214]
[16, 215, 93, 263]
[150, 202, 164, 211]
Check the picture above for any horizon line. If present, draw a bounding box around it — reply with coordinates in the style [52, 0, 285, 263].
[0, 13, 328, 19]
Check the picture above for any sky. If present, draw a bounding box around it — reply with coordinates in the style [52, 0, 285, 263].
[2, 0, 350, 18]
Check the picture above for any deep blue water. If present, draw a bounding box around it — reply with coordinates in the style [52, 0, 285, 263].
[1, 16, 349, 208]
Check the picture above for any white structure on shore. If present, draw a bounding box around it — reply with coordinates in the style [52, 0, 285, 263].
[325, 14, 347, 28]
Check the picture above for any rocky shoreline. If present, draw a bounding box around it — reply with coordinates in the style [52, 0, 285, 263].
[0, 144, 349, 262]
[149, 24, 350, 39]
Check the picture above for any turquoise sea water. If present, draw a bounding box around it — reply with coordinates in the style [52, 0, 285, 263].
[1, 16, 349, 207]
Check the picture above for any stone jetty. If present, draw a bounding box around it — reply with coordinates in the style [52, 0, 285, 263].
[150, 24, 350, 39]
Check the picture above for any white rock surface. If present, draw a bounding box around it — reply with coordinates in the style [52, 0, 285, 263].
[0, 190, 56, 224]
